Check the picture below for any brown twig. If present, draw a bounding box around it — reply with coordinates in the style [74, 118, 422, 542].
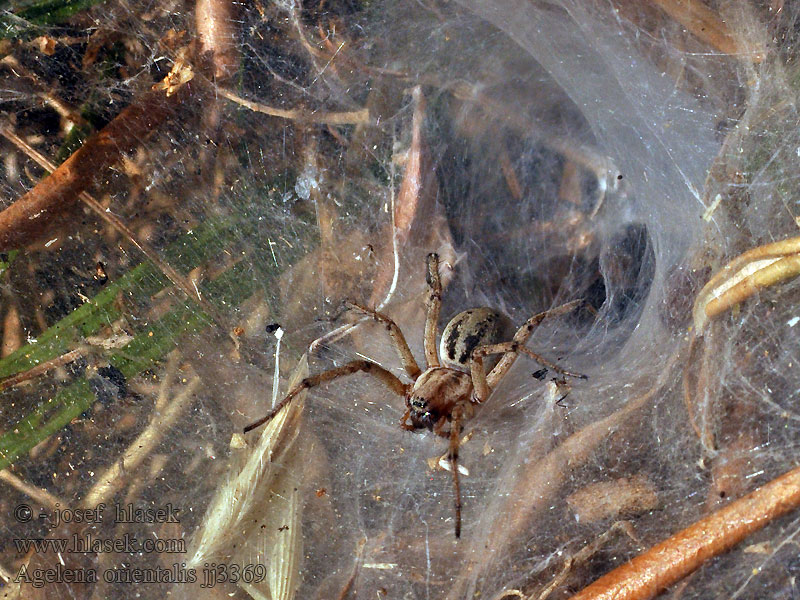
[0, 83, 190, 251]
[0, 348, 84, 392]
[567, 464, 800, 600]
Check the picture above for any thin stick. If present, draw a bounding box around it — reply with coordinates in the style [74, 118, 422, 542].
[703, 255, 800, 325]
[0, 468, 64, 511]
[216, 87, 370, 125]
[0, 348, 83, 392]
[567, 465, 800, 600]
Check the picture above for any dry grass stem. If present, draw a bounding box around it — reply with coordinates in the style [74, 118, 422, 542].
[692, 235, 800, 331]
[216, 87, 370, 125]
[81, 375, 202, 507]
[0, 468, 65, 510]
[0, 348, 83, 392]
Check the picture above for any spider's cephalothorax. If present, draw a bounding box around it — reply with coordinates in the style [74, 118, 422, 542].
[405, 367, 473, 432]
[244, 253, 586, 538]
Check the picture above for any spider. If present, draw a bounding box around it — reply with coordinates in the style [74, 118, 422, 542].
[243, 253, 586, 538]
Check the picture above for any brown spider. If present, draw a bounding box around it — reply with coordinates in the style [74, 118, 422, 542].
[243, 253, 586, 538]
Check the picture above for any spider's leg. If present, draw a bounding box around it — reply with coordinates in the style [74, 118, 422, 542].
[424, 253, 442, 368]
[243, 360, 407, 433]
[486, 299, 583, 389]
[471, 341, 586, 403]
[345, 302, 421, 379]
[482, 342, 585, 379]
[470, 350, 491, 403]
[448, 403, 467, 539]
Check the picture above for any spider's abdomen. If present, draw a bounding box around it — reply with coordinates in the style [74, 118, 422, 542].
[439, 308, 514, 370]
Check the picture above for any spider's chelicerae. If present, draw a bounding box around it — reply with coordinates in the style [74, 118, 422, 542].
[244, 253, 586, 538]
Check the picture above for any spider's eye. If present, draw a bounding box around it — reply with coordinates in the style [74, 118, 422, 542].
[411, 398, 426, 409]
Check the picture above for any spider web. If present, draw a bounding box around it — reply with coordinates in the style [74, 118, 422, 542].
[0, 1, 799, 599]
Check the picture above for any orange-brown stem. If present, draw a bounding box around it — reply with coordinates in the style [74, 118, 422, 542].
[568, 464, 800, 600]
